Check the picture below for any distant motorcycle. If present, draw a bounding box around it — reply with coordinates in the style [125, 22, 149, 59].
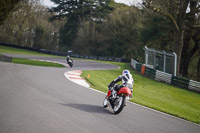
[103, 86, 132, 114]
[66, 56, 73, 68]
[67, 58, 73, 68]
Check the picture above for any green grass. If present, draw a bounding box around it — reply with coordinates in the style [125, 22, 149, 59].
[0, 45, 65, 67]
[0, 45, 59, 57]
[81, 62, 200, 124]
[12, 58, 65, 67]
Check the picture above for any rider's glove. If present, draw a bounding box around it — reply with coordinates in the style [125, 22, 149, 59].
[108, 84, 112, 90]
[108, 84, 111, 88]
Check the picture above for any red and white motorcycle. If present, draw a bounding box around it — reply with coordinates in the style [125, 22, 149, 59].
[103, 86, 132, 114]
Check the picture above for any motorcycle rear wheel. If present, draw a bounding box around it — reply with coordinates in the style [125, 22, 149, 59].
[113, 95, 125, 114]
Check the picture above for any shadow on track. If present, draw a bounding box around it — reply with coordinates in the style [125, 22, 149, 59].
[60, 103, 113, 115]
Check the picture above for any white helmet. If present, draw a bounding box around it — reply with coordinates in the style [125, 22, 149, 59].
[122, 69, 133, 85]
[122, 70, 130, 75]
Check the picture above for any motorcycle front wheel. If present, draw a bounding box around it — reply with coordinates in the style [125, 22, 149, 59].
[113, 95, 125, 114]
[103, 96, 108, 108]
[68, 62, 73, 68]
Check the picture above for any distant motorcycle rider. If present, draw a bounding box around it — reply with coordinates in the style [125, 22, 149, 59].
[66, 55, 73, 63]
[108, 70, 134, 98]
[66, 55, 73, 67]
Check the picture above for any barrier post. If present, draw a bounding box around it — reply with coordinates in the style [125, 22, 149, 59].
[141, 64, 145, 74]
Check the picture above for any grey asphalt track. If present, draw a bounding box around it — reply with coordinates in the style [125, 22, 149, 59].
[0, 54, 200, 133]
[2, 53, 119, 70]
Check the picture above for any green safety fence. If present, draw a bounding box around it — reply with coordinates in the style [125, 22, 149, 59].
[171, 76, 190, 89]
[145, 67, 156, 79]
[0, 54, 12, 62]
[132, 60, 199, 92]
[136, 63, 142, 72]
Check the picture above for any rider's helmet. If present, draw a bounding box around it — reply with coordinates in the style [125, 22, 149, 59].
[122, 69, 130, 75]
[67, 55, 70, 58]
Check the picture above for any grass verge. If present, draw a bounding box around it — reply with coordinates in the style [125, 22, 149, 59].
[0, 45, 60, 57]
[12, 58, 65, 67]
[81, 62, 200, 124]
[0, 45, 65, 67]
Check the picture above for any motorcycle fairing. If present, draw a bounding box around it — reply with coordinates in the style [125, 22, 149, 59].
[106, 90, 111, 98]
[117, 87, 132, 96]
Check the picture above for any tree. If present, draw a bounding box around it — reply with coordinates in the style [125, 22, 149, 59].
[143, 0, 200, 78]
[77, 6, 141, 58]
[140, 9, 174, 50]
[58, 17, 80, 49]
[0, 0, 34, 46]
[0, 0, 64, 50]
[180, 0, 200, 78]
[0, 0, 22, 25]
[33, 25, 45, 49]
[49, 0, 113, 48]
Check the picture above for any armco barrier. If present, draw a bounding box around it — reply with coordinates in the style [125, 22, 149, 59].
[131, 58, 200, 93]
[189, 80, 200, 92]
[145, 67, 156, 79]
[136, 63, 142, 72]
[171, 76, 190, 89]
[141, 64, 145, 74]
[131, 59, 137, 69]
[0, 55, 12, 62]
[155, 70, 172, 84]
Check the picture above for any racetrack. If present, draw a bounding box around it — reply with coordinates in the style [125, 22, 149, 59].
[0, 55, 200, 133]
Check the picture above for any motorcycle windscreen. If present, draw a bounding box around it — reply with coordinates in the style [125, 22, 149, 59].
[117, 87, 132, 96]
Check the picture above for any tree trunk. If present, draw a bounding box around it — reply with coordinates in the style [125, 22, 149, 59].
[198, 57, 200, 81]
[174, 0, 190, 76]
[180, 31, 191, 77]
[180, 34, 199, 77]
[197, 44, 200, 81]
[174, 29, 184, 76]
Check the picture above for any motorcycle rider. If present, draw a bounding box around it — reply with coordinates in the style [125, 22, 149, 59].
[66, 55, 73, 63]
[107, 69, 134, 98]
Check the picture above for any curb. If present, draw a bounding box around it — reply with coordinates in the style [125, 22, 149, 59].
[64, 70, 90, 88]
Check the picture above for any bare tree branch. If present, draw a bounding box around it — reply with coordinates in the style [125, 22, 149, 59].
[143, 1, 180, 31]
